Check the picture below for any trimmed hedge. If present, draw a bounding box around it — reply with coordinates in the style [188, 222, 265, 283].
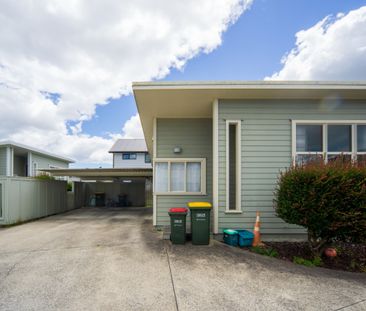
[274, 159, 366, 254]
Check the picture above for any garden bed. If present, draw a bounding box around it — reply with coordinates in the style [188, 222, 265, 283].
[248, 242, 366, 273]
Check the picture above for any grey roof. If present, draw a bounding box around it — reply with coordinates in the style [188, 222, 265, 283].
[109, 139, 148, 153]
[0, 140, 74, 163]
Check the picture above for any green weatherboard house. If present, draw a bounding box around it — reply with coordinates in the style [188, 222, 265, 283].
[133, 81, 366, 240]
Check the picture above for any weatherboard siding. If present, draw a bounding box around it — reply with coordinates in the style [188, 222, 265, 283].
[113, 152, 152, 168]
[0, 148, 7, 176]
[31, 153, 69, 171]
[218, 99, 366, 237]
[156, 118, 212, 227]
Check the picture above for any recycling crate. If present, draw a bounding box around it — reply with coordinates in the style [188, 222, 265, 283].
[187, 202, 212, 245]
[168, 208, 188, 244]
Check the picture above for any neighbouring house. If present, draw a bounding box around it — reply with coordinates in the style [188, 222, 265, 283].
[109, 138, 152, 169]
[133, 81, 366, 240]
[0, 140, 73, 177]
[0, 141, 79, 225]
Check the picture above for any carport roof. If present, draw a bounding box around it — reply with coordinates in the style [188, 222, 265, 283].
[41, 168, 152, 178]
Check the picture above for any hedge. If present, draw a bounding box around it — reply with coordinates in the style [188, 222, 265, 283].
[274, 158, 366, 255]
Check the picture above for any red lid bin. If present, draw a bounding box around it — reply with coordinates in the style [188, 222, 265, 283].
[169, 208, 188, 213]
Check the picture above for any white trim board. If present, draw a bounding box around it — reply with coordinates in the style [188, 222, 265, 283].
[212, 99, 219, 234]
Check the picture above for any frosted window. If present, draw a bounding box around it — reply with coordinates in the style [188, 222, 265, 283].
[186, 162, 201, 192]
[170, 163, 185, 192]
[155, 162, 168, 192]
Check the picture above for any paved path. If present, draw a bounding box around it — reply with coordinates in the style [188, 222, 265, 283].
[0, 207, 365, 311]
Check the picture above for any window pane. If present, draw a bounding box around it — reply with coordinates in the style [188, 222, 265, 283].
[130, 153, 137, 159]
[155, 162, 168, 192]
[357, 125, 366, 152]
[357, 154, 366, 164]
[145, 153, 151, 163]
[327, 154, 352, 163]
[296, 125, 322, 152]
[295, 154, 323, 165]
[122, 153, 129, 160]
[186, 162, 201, 192]
[328, 125, 351, 152]
[170, 163, 185, 192]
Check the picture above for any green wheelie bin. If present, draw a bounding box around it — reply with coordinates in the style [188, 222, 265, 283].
[168, 208, 188, 244]
[187, 202, 212, 245]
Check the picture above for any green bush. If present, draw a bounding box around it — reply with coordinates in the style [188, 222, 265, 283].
[35, 173, 55, 181]
[274, 158, 366, 255]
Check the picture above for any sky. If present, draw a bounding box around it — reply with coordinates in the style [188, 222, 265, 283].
[0, 0, 366, 167]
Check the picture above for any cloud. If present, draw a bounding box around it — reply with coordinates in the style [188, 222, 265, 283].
[0, 0, 252, 164]
[267, 6, 366, 80]
[121, 114, 144, 139]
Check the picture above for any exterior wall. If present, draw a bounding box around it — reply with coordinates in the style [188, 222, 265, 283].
[155, 118, 212, 227]
[218, 99, 366, 238]
[113, 152, 151, 169]
[31, 153, 69, 175]
[0, 147, 7, 176]
[0, 177, 74, 225]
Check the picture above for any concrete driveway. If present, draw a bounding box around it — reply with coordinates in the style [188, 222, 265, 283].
[0, 207, 365, 311]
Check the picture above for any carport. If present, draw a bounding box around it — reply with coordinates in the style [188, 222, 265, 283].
[42, 168, 153, 208]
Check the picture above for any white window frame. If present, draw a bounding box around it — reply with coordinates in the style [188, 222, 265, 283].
[226, 120, 242, 213]
[292, 120, 366, 164]
[153, 158, 206, 196]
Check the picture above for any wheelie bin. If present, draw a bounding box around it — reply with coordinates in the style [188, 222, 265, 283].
[187, 202, 212, 245]
[168, 208, 188, 244]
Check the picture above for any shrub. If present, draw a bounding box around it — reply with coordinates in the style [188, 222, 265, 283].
[274, 158, 366, 255]
[293, 256, 322, 267]
[35, 173, 55, 181]
[251, 246, 279, 258]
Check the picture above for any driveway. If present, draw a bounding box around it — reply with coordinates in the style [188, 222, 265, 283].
[0, 207, 365, 311]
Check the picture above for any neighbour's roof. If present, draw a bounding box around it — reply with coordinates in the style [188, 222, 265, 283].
[133, 80, 366, 153]
[109, 139, 148, 153]
[0, 140, 74, 163]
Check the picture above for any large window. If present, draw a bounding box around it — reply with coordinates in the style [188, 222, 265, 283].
[293, 121, 366, 164]
[154, 159, 206, 195]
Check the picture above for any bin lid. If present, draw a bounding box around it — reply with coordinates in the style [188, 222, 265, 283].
[169, 208, 188, 213]
[223, 229, 238, 235]
[187, 202, 212, 209]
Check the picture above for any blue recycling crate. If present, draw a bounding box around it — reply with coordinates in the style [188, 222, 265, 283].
[237, 230, 254, 247]
[223, 229, 238, 246]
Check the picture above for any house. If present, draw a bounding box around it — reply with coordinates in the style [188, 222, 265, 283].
[109, 138, 152, 169]
[133, 81, 366, 240]
[0, 141, 73, 177]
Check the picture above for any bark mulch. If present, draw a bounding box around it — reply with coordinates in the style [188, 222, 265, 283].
[249, 241, 366, 273]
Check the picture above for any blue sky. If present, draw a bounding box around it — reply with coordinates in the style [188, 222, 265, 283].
[1, 0, 366, 166]
[82, 0, 366, 139]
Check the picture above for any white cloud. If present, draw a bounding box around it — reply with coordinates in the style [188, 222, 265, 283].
[121, 114, 144, 139]
[267, 6, 366, 80]
[0, 0, 252, 165]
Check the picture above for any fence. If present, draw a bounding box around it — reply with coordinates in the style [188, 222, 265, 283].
[0, 177, 84, 225]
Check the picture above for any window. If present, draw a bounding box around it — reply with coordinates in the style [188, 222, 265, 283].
[293, 121, 366, 164]
[145, 153, 151, 163]
[122, 153, 137, 160]
[154, 159, 206, 195]
[226, 120, 241, 212]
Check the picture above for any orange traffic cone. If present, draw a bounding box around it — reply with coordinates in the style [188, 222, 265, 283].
[252, 211, 261, 247]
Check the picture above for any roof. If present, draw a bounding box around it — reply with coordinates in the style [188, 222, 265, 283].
[133, 80, 366, 153]
[41, 168, 152, 179]
[109, 138, 148, 153]
[0, 140, 74, 163]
